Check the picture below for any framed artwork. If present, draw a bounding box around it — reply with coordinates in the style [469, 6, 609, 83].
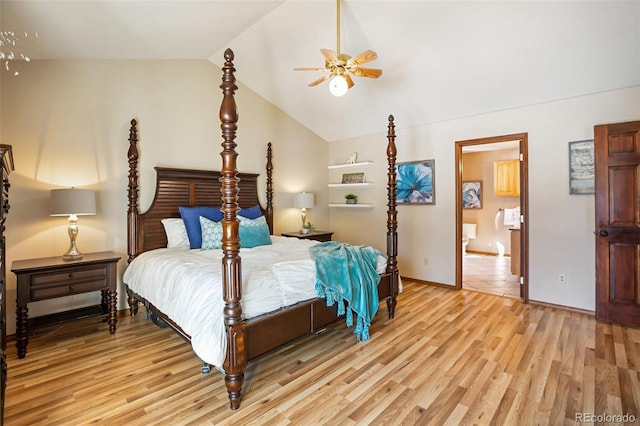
[341, 172, 365, 184]
[568, 140, 594, 194]
[396, 159, 435, 205]
[462, 181, 482, 209]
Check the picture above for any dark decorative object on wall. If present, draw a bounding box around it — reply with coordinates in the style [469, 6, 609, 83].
[396, 159, 435, 205]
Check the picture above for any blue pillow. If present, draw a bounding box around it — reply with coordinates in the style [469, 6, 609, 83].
[179, 206, 223, 249]
[200, 216, 223, 250]
[238, 204, 263, 219]
[238, 215, 272, 248]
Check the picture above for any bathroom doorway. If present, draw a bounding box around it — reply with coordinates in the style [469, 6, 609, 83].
[454, 134, 529, 302]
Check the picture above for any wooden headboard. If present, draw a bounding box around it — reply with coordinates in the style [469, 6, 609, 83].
[126, 120, 274, 261]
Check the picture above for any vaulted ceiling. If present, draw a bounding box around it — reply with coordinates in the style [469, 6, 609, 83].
[2, 1, 638, 141]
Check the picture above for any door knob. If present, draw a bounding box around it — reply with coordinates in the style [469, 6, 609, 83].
[599, 229, 609, 237]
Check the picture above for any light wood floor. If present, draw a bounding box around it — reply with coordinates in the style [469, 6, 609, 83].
[4, 280, 640, 425]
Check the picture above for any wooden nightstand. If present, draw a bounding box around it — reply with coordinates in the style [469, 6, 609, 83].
[11, 251, 120, 359]
[281, 230, 334, 242]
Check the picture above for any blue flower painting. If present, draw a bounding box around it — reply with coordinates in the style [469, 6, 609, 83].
[396, 160, 435, 204]
[462, 181, 482, 209]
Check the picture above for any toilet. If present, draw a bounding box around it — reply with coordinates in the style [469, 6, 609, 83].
[462, 223, 477, 254]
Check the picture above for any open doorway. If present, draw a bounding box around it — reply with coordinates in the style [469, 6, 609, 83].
[455, 134, 529, 302]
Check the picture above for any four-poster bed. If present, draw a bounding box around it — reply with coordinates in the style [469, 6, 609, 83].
[124, 48, 399, 410]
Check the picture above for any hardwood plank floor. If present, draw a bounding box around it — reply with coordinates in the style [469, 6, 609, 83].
[3, 280, 639, 425]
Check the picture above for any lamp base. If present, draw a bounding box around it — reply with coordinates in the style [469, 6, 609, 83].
[62, 253, 83, 261]
[63, 219, 83, 261]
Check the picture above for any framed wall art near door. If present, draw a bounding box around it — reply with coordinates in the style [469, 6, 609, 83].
[462, 181, 482, 209]
[568, 139, 594, 194]
[396, 159, 435, 205]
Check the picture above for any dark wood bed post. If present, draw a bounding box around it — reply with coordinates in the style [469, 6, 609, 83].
[386, 115, 398, 319]
[265, 142, 274, 233]
[219, 48, 246, 410]
[127, 118, 141, 315]
[127, 118, 140, 264]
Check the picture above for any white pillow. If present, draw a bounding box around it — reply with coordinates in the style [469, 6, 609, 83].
[161, 218, 190, 249]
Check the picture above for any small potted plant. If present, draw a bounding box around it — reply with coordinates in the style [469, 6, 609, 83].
[345, 194, 358, 204]
[301, 222, 315, 235]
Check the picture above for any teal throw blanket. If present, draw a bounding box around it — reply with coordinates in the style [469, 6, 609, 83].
[309, 241, 382, 341]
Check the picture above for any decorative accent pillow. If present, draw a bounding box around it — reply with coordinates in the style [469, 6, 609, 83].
[238, 204, 263, 219]
[161, 218, 190, 249]
[200, 216, 223, 250]
[238, 215, 272, 248]
[179, 206, 224, 249]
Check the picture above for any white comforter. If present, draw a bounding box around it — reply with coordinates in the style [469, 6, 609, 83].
[125, 236, 389, 367]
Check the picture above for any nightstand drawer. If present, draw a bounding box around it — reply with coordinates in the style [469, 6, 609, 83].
[31, 278, 108, 301]
[31, 266, 107, 287]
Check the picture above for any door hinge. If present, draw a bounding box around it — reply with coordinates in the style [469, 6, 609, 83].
[520, 276, 524, 285]
[519, 153, 524, 161]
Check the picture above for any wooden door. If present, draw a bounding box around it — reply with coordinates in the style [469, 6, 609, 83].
[595, 120, 640, 327]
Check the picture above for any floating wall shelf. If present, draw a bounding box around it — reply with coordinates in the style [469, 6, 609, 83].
[328, 203, 374, 208]
[328, 182, 374, 189]
[327, 161, 373, 170]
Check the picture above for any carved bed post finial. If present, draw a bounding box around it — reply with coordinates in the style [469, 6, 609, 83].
[219, 48, 246, 410]
[386, 115, 398, 319]
[266, 142, 274, 233]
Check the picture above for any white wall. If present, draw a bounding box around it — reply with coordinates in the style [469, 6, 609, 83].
[1, 59, 328, 334]
[329, 86, 640, 312]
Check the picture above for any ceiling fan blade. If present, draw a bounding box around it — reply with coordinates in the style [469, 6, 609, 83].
[294, 67, 327, 72]
[354, 67, 383, 78]
[308, 74, 332, 87]
[345, 74, 355, 89]
[351, 50, 378, 65]
[320, 49, 338, 62]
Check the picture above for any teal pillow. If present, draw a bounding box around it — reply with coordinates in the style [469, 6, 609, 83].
[239, 215, 272, 248]
[200, 216, 223, 250]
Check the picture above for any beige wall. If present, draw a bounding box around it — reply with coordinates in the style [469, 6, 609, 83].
[329, 86, 640, 312]
[1, 60, 328, 334]
[462, 148, 520, 255]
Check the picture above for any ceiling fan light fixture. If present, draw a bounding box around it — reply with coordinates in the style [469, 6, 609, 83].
[294, 0, 381, 95]
[329, 75, 348, 97]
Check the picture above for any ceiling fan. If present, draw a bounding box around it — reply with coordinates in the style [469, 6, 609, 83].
[294, 0, 382, 97]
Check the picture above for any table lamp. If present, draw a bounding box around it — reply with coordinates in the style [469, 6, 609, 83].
[50, 188, 96, 260]
[293, 192, 314, 231]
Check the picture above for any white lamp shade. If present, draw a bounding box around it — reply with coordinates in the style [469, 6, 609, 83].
[293, 192, 314, 209]
[50, 188, 96, 216]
